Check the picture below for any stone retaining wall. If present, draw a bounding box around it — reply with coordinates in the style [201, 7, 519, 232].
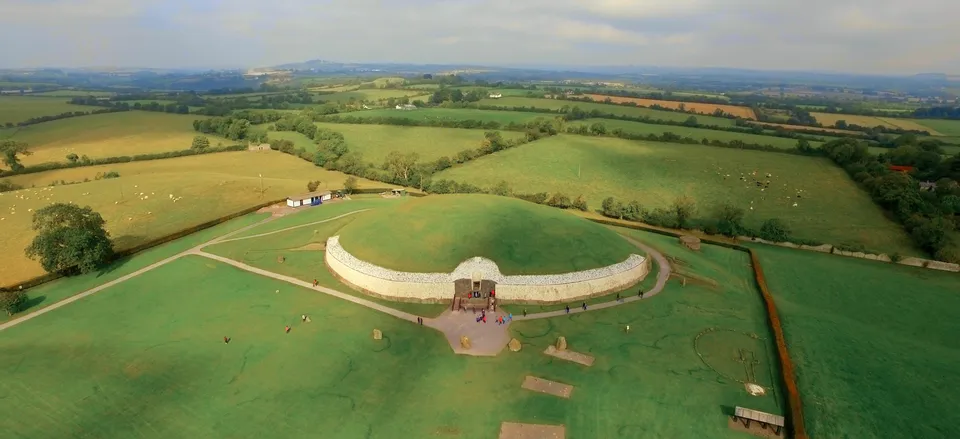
[325, 236, 649, 303]
[737, 236, 959, 273]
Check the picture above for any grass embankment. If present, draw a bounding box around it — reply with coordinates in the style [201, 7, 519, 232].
[1, 111, 230, 169]
[338, 194, 637, 275]
[313, 122, 526, 164]
[0, 226, 781, 439]
[0, 151, 382, 284]
[753, 244, 960, 439]
[436, 135, 917, 256]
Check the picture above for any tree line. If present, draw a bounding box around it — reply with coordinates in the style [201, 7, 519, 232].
[4, 107, 126, 128]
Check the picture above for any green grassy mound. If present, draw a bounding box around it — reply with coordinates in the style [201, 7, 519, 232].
[337, 194, 637, 275]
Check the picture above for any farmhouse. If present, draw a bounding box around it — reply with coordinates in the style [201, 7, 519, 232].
[888, 165, 915, 173]
[286, 190, 332, 208]
[395, 104, 417, 110]
[919, 181, 937, 191]
[488, 93, 502, 99]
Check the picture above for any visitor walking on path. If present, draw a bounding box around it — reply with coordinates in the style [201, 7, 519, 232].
[616, 293, 621, 302]
[523, 309, 527, 317]
[638, 288, 644, 299]
[508, 313, 513, 322]
[582, 302, 587, 311]
[565, 305, 570, 314]
[313, 279, 318, 287]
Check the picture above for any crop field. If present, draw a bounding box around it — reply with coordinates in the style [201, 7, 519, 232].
[0, 151, 381, 285]
[810, 112, 944, 135]
[437, 135, 917, 255]
[753, 121, 865, 136]
[477, 97, 738, 126]
[334, 107, 552, 125]
[569, 118, 820, 149]
[0, 96, 93, 126]
[0, 219, 781, 438]
[753, 244, 960, 439]
[455, 87, 541, 97]
[0, 111, 231, 169]
[580, 94, 757, 119]
[314, 89, 426, 103]
[313, 122, 526, 164]
[911, 119, 960, 137]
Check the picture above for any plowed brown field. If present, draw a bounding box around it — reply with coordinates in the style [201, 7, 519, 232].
[582, 94, 757, 119]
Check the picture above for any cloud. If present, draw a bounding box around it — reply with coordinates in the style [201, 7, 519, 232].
[0, 0, 957, 74]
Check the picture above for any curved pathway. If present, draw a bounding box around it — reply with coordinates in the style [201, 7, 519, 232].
[2, 210, 673, 358]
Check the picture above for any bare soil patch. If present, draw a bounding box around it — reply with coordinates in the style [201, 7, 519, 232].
[728, 416, 784, 438]
[582, 94, 757, 119]
[521, 376, 573, 398]
[543, 345, 595, 366]
[499, 422, 566, 439]
[257, 203, 298, 217]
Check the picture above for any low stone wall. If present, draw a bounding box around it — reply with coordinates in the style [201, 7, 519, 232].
[325, 236, 649, 303]
[736, 236, 959, 273]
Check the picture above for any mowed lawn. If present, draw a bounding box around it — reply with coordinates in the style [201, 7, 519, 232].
[1, 227, 781, 439]
[569, 118, 821, 149]
[436, 135, 917, 255]
[334, 108, 552, 125]
[753, 245, 960, 439]
[313, 122, 526, 164]
[478, 97, 738, 126]
[0, 151, 382, 285]
[2, 111, 231, 169]
[0, 96, 92, 125]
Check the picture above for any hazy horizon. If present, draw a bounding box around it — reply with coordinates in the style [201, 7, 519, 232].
[1, 0, 957, 75]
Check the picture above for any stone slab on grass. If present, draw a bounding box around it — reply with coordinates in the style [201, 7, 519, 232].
[499, 422, 566, 439]
[544, 345, 595, 366]
[521, 376, 573, 399]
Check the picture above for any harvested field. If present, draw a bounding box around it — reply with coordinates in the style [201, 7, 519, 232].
[521, 376, 573, 399]
[477, 97, 737, 126]
[499, 422, 565, 439]
[752, 121, 864, 135]
[875, 117, 943, 134]
[581, 94, 757, 119]
[811, 113, 944, 135]
[544, 345, 595, 366]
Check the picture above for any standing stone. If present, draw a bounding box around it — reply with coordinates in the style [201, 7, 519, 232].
[508, 338, 522, 352]
[372, 329, 382, 340]
[556, 336, 567, 351]
[460, 336, 472, 349]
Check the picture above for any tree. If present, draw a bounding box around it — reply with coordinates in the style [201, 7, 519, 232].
[683, 116, 699, 127]
[383, 151, 420, 183]
[547, 193, 572, 209]
[602, 197, 623, 218]
[66, 153, 79, 163]
[715, 203, 746, 236]
[589, 122, 607, 135]
[759, 218, 791, 242]
[191, 135, 210, 150]
[835, 120, 848, 130]
[307, 180, 321, 192]
[0, 140, 31, 171]
[343, 176, 358, 194]
[572, 195, 588, 211]
[672, 196, 697, 229]
[25, 203, 113, 275]
[491, 180, 511, 196]
[0, 290, 27, 316]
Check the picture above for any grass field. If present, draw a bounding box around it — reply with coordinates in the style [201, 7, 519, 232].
[569, 118, 820, 149]
[753, 244, 960, 439]
[338, 194, 637, 274]
[313, 122, 526, 164]
[811, 112, 945, 135]
[581, 94, 757, 119]
[1, 111, 231, 169]
[1, 223, 782, 438]
[478, 97, 739, 127]
[0, 96, 93, 125]
[335, 107, 552, 125]
[436, 135, 917, 255]
[314, 89, 426, 103]
[267, 130, 316, 151]
[753, 121, 866, 136]
[31, 90, 115, 97]
[912, 119, 960, 137]
[0, 151, 382, 285]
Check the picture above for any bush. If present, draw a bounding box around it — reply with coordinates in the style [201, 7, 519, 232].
[307, 180, 321, 192]
[759, 218, 791, 242]
[0, 180, 22, 193]
[546, 192, 572, 209]
[572, 195, 588, 211]
[515, 192, 549, 204]
[0, 290, 27, 316]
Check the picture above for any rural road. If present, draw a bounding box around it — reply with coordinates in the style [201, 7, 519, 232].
[1, 207, 673, 357]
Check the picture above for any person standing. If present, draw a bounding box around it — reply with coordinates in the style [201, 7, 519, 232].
[285, 326, 291, 334]
[565, 305, 570, 314]
[582, 302, 587, 311]
[522, 309, 527, 317]
[224, 336, 230, 344]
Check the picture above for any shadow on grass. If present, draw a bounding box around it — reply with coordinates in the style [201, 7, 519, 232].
[720, 404, 736, 417]
[97, 235, 146, 278]
[20, 295, 46, 313]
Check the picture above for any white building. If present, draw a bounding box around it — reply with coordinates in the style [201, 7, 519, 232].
[488, 93, 502, 98]
[395, 104, 417, 110]
[286, 191, 332, 208]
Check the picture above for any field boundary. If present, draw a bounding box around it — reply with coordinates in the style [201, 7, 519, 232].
[588, 217, 808, 439]
[0, 144, 247, 177]
[0, 198, 284, 292]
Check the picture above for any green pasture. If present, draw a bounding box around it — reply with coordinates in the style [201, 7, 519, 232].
[0, 151, 382, 284]
[313, 122, 526, 164]
[753, 244, 960, 439]
[31, 90, 116, 97]
[0, 96, 92, 125]
[337, 194, 636, 275]
[436, 135, 917, 256]
[1, 111, 230, 168]
[314, 89, 426, 103]
[478, 97, 738, 126]
[336, 108, 551, 125]
[914, 119, 960, 137]
[1, 224, 781, 439]
[570, 118, 822, 149]
[453, 87, 541, 97]
[267, 130, 316, 151]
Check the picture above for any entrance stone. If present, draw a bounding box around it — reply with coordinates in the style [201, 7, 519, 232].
[372, 329, 382, 340]
[460, 335, 472, 349]
[556, 336, 567, 351]
[509, 338, 522, 352]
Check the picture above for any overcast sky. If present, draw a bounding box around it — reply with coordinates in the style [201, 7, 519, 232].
[1, 0, 957, 74]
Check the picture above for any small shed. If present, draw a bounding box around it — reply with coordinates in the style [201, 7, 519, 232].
[286, 191, 332, 208]
[679, 235, 701, 251]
